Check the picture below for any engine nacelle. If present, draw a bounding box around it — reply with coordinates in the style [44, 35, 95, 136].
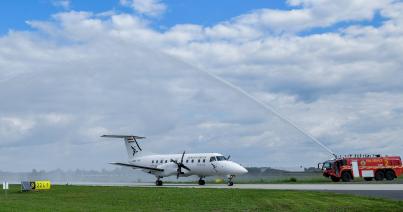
[158, 163, 178, 177]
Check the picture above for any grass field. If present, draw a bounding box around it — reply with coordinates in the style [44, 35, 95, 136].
[1, 185, 402, 211]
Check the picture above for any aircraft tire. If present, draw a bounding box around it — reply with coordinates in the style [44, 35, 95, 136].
[156, 180, 163, 186]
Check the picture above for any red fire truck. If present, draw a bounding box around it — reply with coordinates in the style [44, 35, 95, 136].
[318, 154, 403, 182]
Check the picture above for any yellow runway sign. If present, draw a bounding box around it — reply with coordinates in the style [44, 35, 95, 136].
[22, 181, 51, 191]
[32, 181, 51, 190]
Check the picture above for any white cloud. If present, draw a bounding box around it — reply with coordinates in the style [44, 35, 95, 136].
[0, 117, 35, 137]
[52, 0, 71, 10]
[200, 0, 390, 35]
[1, 1, 403, 171]
[120, 0, 166, 17]
[42, 113, 74, 125]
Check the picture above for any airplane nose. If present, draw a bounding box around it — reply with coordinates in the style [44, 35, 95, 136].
[234, 164, 248, 175]
[239, 166, 248, 175]
[226, 162, 248, 175]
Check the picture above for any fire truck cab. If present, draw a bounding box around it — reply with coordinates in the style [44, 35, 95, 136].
[319, 155, 403, 182]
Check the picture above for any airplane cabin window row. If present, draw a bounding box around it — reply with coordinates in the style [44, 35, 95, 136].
[150, 156, 228, 164]
[151, 159, 207, 163]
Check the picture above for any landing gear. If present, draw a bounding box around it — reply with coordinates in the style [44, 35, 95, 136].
[155, 177, 163, 186]
[156, 180, 163, 186]
[228, 175, 235, 186]
[198, 177, 206, 185]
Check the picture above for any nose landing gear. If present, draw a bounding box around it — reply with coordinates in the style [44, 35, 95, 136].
[228, 175, 235, 186]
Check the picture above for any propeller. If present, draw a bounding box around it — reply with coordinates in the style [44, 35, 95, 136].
[170, 151, 191, 179]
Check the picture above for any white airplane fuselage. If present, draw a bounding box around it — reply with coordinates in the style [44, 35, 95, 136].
[101, 135, 248, 186]
[131, 153, 248, 178]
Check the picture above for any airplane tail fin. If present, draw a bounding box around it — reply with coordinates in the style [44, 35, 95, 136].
[101, 135, 145, 159]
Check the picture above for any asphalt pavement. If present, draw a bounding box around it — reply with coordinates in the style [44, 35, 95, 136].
[66, 182, 403, 200]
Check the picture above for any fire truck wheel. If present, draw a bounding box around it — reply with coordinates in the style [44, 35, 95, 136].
[330, 176, 340, 182]
[341, 172, 352, 182]
[374, 171, 385, 181]
[364, 177, 373, 181]
[385, 170, 395, 181]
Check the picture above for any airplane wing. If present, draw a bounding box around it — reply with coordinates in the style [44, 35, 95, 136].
[109, 162, 163, 172]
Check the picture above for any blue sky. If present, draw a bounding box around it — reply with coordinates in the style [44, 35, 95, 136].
[0, 0, 389, 37]
[0, 0, 289, 35]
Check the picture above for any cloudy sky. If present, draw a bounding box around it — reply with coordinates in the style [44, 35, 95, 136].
[1, 0, 403, 171]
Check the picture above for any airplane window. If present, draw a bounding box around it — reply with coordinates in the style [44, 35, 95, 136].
[198, 159, 200, 163]
[152, 160, 154, 163]
[191, 159, 194, 163]
[203, 159, 206, 163]
[156, 160, 158, 163]
[165, 160, 168, 163]
[210, 157, 216, 162]
[160, 160, 163, 163]
[186, 160, 188, 163]
[216, 156, 226, 161]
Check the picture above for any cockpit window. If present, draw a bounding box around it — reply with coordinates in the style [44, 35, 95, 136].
[216, 156, 226, 161]
[210, 157, 216, 162]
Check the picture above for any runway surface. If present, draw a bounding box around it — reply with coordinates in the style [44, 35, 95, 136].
[68, 182, 403, 200]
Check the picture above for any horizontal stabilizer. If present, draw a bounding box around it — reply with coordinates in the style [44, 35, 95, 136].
[109, 162, 163, 172]
[101, 134, 145, 158]
[101, 135, 145, 139]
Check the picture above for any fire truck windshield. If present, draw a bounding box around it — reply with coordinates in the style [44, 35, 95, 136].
[323, 161, 332, 169]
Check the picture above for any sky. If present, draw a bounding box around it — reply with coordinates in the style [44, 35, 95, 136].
[1, 0, 403, 172]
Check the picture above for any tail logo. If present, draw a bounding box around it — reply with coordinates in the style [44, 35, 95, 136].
[131, 146, 138, 156]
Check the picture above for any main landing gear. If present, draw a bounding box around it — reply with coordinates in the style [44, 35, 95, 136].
[198, 177, 206, 185]
[228, 175, 235, 186]
[155, 177, 163, 186]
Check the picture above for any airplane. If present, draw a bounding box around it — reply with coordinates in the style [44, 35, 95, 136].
[101, 134, 248, 186]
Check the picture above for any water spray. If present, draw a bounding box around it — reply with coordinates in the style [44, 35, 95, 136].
[159, 47, 336, 157]
[195, 68, 336, 157]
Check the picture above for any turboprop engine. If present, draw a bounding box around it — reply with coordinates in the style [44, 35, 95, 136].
[158, 163, 179, 177]
[155, 151, 192, 177]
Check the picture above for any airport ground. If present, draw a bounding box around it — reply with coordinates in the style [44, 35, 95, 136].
[58, 182, 403, 201]
[1, 184, 402, 211]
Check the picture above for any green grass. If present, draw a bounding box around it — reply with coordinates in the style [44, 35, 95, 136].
[0, 185, 402, 211]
